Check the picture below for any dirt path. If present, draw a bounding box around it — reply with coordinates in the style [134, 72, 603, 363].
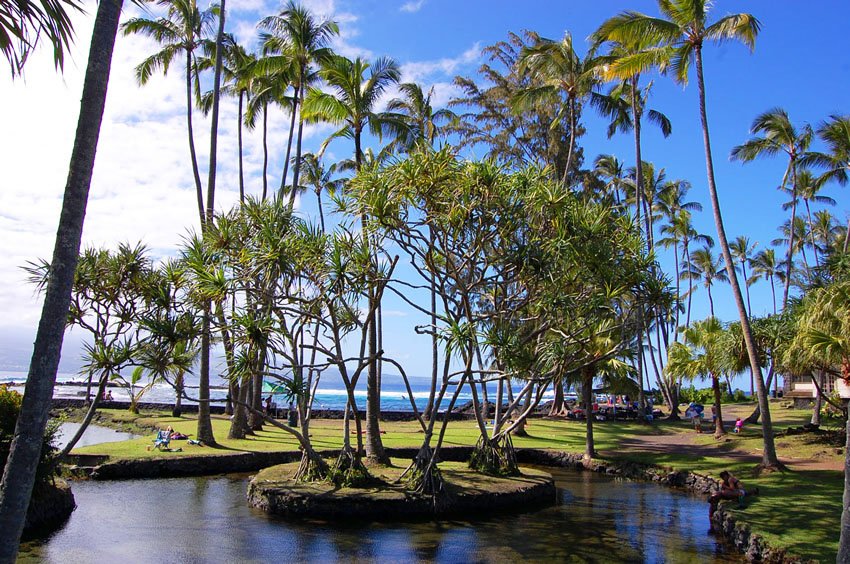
[600, 417, 844, 472]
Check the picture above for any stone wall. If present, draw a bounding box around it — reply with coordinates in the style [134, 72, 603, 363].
[24, 480, 76, 537]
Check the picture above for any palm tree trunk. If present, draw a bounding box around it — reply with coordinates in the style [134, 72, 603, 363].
[684, 244, 694, 328]
[196, 311, 216, 445]
[238, 90, 245, 203]
[770, 274, 777, 314]
[782, 165, 798, 308]
[694, 46, 778, 467]
[0, 2, 123, 558]
[262, 104, 269, 200]
[279, 93, 298, 200]
[561, 95, 577, 187]
[186, 49, 204, 224]
[805, 200, 820, 268]
[707, 284, 714, 317]
[290, 79, 306, 204]
[316, 191, 325, 232]
[711, 374, 725, 437]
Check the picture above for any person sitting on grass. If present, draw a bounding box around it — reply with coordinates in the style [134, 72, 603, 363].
[709, 471, 758, 518]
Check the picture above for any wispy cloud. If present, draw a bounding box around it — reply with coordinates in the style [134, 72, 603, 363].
[399, 0, 426, 13]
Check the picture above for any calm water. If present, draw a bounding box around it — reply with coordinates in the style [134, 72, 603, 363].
[18, 467, 738, 563]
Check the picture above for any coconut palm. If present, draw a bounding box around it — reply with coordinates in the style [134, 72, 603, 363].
[1, 0, 82, 77]
[665, 215, 713, 328]
[783, 169, 835, 269]
[811, 210, 842, 258]
[0, 1, 124, 558]
[258, 2, 338, 203]
[199, 35, 256, 203]
[729, 236, 758, 315]
[599, 0, 779, 468]
[731, 108, 813, 308]
[514, 32, 599, 186]
[592, 154, 627, 207]
[681, 246, 727, 318]
[297, 152, 344, 233]
[245, 68, 292, 200]
[772, 217, 809, 285]
[592, 22, 671, 247]
[122, 0, 215, 225]
[750, 248, 783, 315]
[805, 115, 850, 252]
[302, 54, 404, 463]
[386, 82, 456, 152]
[667, 317, 728, 437]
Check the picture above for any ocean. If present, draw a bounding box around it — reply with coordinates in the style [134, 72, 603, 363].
[0, 370, 548, 412]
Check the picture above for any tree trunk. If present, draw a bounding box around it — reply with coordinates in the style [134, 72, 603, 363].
[261, 103, 268, 200]
[60, 373, 110, 458]
[711, 374, 725, 437]
[237, 90, 245, 203]
[173, 372, 184, 418]
[550, 379, 565, 416]
[838, 402, 850, 563]
[290, 78, 306, 205]
[228, 375, 251, 439]
[0, 2, 123, 559]
[196, 311, 216, 445]
[280, 93, 298, 200]
[582, 366, 595, 460]
[810, 373, 823, 426]
[782, 165, 798, 309]
[694, 46, 779, 468]
[186, 49, 204, 223]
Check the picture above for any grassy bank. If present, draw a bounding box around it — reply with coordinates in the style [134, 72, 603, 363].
[64, 402, 842, 561]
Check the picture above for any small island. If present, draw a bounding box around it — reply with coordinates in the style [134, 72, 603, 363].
[248, 459, 555, 519]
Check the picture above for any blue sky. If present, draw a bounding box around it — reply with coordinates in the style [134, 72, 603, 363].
[1, 0, 848, 386]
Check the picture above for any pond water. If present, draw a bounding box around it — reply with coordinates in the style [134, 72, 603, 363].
[19, 466, 739, 563]
[54, 423, 140, 450]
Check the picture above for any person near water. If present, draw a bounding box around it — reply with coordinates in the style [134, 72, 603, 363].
[709, 471, 758, 519]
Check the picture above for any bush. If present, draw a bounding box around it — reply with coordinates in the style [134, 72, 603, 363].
[678, 384, 749, 405]
[0, 385, 60, 486]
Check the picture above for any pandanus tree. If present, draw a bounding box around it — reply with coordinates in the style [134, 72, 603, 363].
[601, 0, 779, 468]
[731, 108, 813, 307]
[302, 53, 405, 463]
[258, 1, 338, 202]
[0, 1, 126, 557]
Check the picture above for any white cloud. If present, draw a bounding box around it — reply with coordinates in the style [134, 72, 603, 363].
[399, 0, 426, 13]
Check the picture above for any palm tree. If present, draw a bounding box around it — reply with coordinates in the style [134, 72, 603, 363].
[730, 235, 758, 396]
[302, 54, 404, 463]
[667, 214, 713, 329]
[387, 82, 456, 151]
[122, 0, 215, 225]
[807, 115, 850, 252]
[298, 152, 344, 232]
[667, 317, 728, 437]
[0, 1, 124, 558]
[811, 210, 842, 257]
[601, 0, 779, 468]
[731, 108, 813, 308]
[593, 21, 672, 246]
[750, 248, 782, 315]
[682, 246, 727, 317]
[784, 169, 835, 269]
[258, 2, 338, 203]
[199, 36, 256, 203]
[245, 68, 291, 200]
[514, 32, 599, 186]
[592, 154, 627, 207]
[0, 0, 82, 77]
[773, 217, 809, 285]
[729, 236, 757, 315]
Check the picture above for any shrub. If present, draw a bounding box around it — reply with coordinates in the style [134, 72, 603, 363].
[0, 385, 60, 486]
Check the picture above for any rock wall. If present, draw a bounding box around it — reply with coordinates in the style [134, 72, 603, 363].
[23, 480, 76, 537]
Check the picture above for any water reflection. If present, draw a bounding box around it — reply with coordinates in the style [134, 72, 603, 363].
[19, 467, 740, 563]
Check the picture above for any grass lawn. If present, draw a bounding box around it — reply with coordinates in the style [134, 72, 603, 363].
[64, 402, 844, 561]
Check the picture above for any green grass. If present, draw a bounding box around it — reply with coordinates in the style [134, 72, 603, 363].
[66, 404, 843, 561]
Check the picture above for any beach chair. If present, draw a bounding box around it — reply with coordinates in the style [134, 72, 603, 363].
[153, 429, 171, 451]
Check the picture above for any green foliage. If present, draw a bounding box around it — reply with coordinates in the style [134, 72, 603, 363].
[0, 387, 59, 486]
[677, 385, 745, 405]
[468, 435, 519, 477]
